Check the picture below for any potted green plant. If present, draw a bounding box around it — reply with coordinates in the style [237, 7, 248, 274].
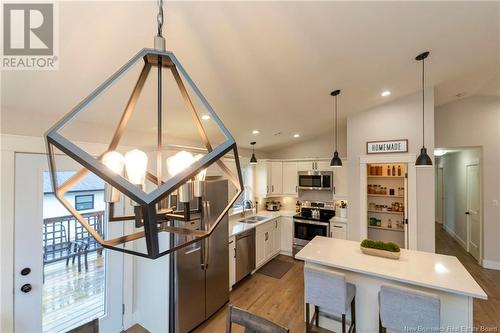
[360, 239, 401, 259]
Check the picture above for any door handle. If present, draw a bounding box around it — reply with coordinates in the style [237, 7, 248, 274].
[21, 283, 32, 293]
[272, 185, 274, 192]
[465, 212, 470, 215]
[234, 247, 236, 259]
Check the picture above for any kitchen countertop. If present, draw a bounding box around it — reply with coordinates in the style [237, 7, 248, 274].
[229, 210, 296, 237]
[296, 236, 487, 299]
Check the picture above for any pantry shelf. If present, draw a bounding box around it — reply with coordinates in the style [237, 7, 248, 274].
[368, 225, 404, 232]
[368, 210, 404, 215]
[367, 194, 404, 198]
[367, 176, 405, 179]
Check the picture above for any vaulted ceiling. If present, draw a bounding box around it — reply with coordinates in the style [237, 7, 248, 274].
[2, 1, 499, 152]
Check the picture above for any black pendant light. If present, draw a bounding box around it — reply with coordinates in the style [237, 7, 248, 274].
[330, 90, 343, 167]
[250, 142, 258, 165]
[415, 51, 433, 167]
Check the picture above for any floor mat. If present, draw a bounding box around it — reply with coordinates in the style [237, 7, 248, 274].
[257, 258, 293, 279]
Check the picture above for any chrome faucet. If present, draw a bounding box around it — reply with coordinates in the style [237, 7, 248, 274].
[241, 199, 254, 217]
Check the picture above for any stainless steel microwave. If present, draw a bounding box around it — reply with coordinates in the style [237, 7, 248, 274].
[297, 171, 333, 191]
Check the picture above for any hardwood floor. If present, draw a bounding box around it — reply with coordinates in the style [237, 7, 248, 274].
[194, 255, 329, 333]
[130, 228, 500, 332]
[435, 223, 500, 329]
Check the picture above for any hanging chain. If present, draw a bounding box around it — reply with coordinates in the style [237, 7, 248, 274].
[157, 0, 164, 37]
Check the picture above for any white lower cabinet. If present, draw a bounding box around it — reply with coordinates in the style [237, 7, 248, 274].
[330, 222, 347, 239]
[280, 217, 293, 255]
[229, 236, 236, 289]
[255, 225, 267, 268]
[255, 218, 281, 269]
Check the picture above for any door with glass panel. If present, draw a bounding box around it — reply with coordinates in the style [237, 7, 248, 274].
[14, 153, 124, 333]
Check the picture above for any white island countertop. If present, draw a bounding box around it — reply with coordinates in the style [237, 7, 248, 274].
[296, 236, 487, 300]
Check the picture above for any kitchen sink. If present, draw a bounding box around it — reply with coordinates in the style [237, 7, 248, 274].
[239, 216, 268, 224]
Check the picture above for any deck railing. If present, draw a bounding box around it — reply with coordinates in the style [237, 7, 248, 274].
[43, 211, 105, 264]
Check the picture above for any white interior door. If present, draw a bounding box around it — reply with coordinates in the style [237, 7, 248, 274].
[466, 164, 481, 262]
[14, 153, 124, 333]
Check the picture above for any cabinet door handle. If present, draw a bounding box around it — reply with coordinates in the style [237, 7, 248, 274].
[330, 231, 332, 237]
[295, 185, 298, 193]
[234, 247, 236, 258]
[334, 186, 336, 195]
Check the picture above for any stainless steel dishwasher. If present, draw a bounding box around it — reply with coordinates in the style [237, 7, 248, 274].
[235, 228, 256, 283]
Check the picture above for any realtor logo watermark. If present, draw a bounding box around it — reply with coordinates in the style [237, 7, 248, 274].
[2, 2, 59, 69]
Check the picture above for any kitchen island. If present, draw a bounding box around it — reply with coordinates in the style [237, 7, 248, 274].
[296, 237, 487, 332]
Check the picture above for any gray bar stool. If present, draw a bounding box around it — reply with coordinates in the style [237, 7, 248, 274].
[304, 263, 356, 333]
[379, 285, 440, 333]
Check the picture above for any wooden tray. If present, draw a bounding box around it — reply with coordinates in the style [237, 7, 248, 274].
[360, 246, 401, 260]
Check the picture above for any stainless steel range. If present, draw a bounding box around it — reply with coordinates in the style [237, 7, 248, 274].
[293, 202, 335, 258]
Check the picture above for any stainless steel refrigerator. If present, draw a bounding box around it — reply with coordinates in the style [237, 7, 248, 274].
[170, 179, 229, 333]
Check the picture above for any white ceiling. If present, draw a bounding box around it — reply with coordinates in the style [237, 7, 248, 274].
[2, 1, 499, 151]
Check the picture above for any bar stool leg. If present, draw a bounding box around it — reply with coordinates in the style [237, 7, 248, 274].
[305, 303, 310, 333]
[342, 314, 346, 333]
[314, 305, 319, 327]
[351, 298, 356, 333]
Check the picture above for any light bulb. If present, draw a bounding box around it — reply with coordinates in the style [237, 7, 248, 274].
[102, 151, 125, 175]
[194, 154, 207, 181]
[167, 151, 194, 177]
[124, 149, 148, 185]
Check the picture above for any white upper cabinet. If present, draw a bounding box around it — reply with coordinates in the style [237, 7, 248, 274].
[256, 160, 283, 197]
[270, 161, 283, 195]
[256, 160, 271, 198]
[282, 162, 298, 195]
[298, 161, 315, 171]
[297, 160, 330, 171]
[316, 161, 332, 171]
[333, 159, 348, 198]
[256, 158, 346, 198]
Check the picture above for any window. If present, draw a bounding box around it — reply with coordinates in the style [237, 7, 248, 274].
[75, 194, 94, 211]
[231, 162, 253, 212]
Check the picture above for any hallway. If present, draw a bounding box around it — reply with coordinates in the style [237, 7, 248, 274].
[435, 223, 500, 328]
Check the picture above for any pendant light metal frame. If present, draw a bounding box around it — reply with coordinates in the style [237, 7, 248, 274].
[415, 51, 433, 167]
[46, 48, 244, 259]
[330, 89, 343, 167]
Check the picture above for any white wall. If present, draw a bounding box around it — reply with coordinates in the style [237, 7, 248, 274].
[347, 89, 435, 252]
[435, 96, 500, 268]
[436, 149, 481, 249]
[267, 124, 347, 159]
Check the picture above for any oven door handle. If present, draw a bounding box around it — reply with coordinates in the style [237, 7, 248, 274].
[293, 219, 330, 227]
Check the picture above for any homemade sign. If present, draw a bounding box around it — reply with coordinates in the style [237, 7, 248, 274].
[367, 139, 408, 154]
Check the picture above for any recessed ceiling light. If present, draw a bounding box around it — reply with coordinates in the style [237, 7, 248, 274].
[293, 134, 300, 138]
[381, 90, 391, 97]
[201, 114, 210, 120]
[252, 130, 260, 134]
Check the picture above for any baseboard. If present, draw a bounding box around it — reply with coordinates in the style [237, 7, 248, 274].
[443, 224, 467, 250]
[482, 259, 500, 270]
[279, 250, 293, 257]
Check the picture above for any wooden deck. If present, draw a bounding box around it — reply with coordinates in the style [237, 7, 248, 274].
[43, 252, 105, 333]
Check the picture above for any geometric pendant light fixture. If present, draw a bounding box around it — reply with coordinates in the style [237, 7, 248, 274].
[250, 142, 257, 165]
[45, 1, 243, 259]
[330, 89, 343, 167]
[415, 51, 433, 167]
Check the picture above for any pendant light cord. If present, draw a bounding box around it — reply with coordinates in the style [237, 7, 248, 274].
[335, 94, 338, 152]
[421, 56, 425, 147]
[157, 0, 164, 37]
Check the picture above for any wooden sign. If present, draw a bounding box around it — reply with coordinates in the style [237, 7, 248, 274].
[367, 139, 408, 154]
